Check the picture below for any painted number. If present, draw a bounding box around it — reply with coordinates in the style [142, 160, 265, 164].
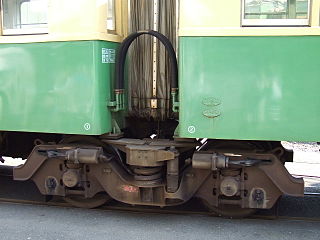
[187, 126, 196, 134]
[84, 123, 91, 131]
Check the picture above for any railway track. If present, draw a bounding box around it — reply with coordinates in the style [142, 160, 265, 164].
[0, 187, 320, 222]
[0, 195, 320, 222]
[1, 169, 320, 222]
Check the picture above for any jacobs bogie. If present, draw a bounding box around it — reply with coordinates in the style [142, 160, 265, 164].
[13, 136, 303, 217]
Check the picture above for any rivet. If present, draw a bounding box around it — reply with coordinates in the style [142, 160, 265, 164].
[186, 173, 194, 178]
[103, 168, 112, 174]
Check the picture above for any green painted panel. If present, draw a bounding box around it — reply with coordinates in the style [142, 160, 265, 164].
[178, 36, 320, 141]
[0, 40, 119, 135]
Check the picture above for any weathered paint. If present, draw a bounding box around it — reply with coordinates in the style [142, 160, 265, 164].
[178, 36, 320, 141]
[0, 40, 119, 135]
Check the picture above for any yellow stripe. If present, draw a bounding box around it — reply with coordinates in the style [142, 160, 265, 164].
[179, 27, 320, 37]
[179, 0, 320, 36]
[0, 0, 127, 43]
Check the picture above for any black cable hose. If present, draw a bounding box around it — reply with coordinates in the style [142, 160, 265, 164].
[115, 30, 178, 90]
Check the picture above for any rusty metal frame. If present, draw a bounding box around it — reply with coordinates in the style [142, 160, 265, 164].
[13, 140, 304, 210]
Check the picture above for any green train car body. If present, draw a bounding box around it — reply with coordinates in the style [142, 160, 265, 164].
[0, 40, 119, 135]
[178, 36, 320, 142]
[1, 37, 319, 142]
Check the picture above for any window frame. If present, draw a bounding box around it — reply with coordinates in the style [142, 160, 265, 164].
[241, 0, 312, 27]
[0, 1, 2, 35]
[107, 0, 117, 34]
[1, 0, 48, 35]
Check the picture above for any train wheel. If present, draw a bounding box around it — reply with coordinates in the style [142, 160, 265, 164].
[60, 136, 117, 208]
[202, 200, 256, 218]
[64, 193, 111, 209]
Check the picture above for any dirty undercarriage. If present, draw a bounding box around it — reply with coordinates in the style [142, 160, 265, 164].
[13, 137, 304, 218]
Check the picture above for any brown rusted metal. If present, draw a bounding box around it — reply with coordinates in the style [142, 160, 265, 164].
[62, 169, 81, 188]
[258, 156, 304, 196]
[64, 193, 111, 208]
[195, 151, 303, 217]
[125, 145, 174, 167]
[166, 148, 179, 193]
[12, 138, 304, 217]
[14, 145, 53, 181]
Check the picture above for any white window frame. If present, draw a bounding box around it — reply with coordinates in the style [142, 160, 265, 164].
[107, 0, 116, 32]
[241, 0, 311, 26]
[1, 0, 48, 35]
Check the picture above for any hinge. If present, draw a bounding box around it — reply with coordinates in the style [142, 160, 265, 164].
[151, 99, 158, 109]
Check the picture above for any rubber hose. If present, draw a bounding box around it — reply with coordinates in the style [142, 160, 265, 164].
[115, 30, 178, 90]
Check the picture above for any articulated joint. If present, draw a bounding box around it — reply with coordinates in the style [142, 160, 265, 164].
[171, 88, 179, 113]
[108, 89, 125, 112]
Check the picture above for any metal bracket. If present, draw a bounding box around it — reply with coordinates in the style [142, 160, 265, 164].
[171, 88, 179, 112]
[125, 145, 175, 167]
[151, 99, 158, 109]
[108, 89, 125, 112]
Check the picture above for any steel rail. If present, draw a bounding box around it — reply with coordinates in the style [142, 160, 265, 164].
[0, 197, 320, 222]
[1, 167, 320, 221]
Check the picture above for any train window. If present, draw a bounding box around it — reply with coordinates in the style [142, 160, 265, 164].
[107, 0, 116, 31]
[1, 0, 48, 35]
[242, 0, 310, 26]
